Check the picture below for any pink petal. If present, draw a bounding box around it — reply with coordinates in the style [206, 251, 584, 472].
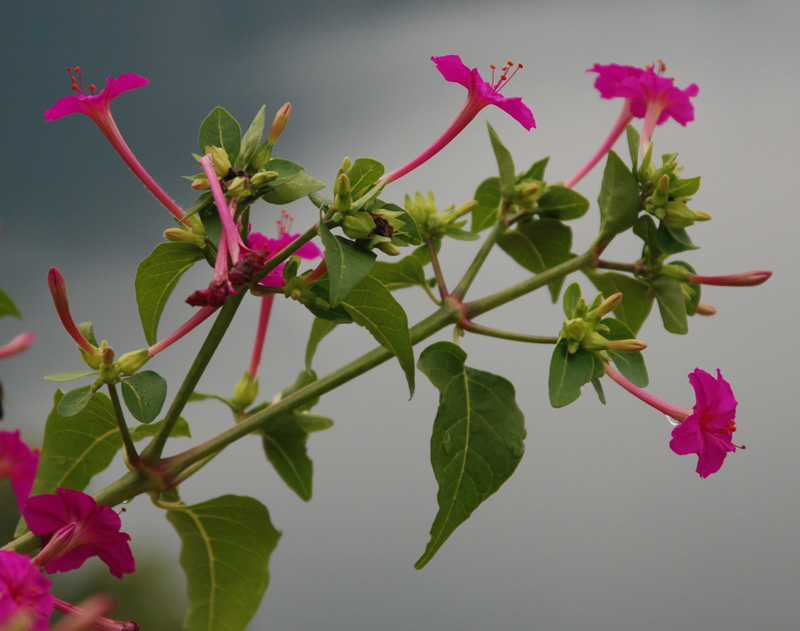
[431, 55, 474, 88]
[489, 94, 536, 130]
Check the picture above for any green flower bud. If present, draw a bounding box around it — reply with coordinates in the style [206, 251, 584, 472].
[203, 145, 232, 177]
[163, 227, 205, 247]
[232, 371, 259, 410]
[335, 173, 352, 213]
[662, 200, 699, 228]
[376, 241, 401, 256]
[191, 178, 210, 190]
[606, 338, 648, 352]
[250, 170, 279, 188]
[117, 349, 149, 376]
[590, 292, 623, 320]
[341, 212, 375, 239]
[225, 176, 251, 198]
[267, 103, 291, 145]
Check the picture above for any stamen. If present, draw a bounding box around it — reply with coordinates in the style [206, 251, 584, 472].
[491, 59, 523, 92]
[277, 209, 294, 236]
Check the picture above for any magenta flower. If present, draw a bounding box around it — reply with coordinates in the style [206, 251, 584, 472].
[0, 331, 36, 360]
[589, 61, 699, 149]
[382, 55, 535, 184]
[45, 67, 185, 221]
[48, 267, 98, 357]
[25, 487, 135, 579]
[248, 223, 323, 289]
[604, 364, 742, 478]
[670, 369, 741, 478]
[54, 595, 140, 631]
[0, 551, 53, 631]
[0, 429, 39, 512]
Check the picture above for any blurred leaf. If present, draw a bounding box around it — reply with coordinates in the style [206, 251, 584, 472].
[626, 125, 640, 174]
[597, 151, 641, 240]
[131, 417, 191, 440]
[261, 416, 320, 501]
[166, 495, 281, 631]
[537, 185, 589, 220]
[261, 172, 325, 204]
[121, 371, 168, 424]
[585, 270, 654, 334]
[603, 318, 648, 387]
[649, 274, 688, 334]
[198, 106, 241, 161]
[656, 222, 698, 254]
[548, 340, 595, 408]
[487, 123, 515, 199]
[305, 317, 338, 371]
[562, 282, 582, 319]
[520, 156, 549, 181]
[0, 288, 21, 319]
[370, 256, 429, 292]
[345, 158, 385, 198]
[135, 243, 205, 345]
[415, 342, 526, 569]
[471, 177, 501, 232]
[44, 370, 97, 383]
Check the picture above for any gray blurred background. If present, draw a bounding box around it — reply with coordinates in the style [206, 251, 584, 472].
[2, 1, 798, 629]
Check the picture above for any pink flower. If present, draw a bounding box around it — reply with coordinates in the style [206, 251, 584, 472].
[686, 270, 772, 287]
[25, 487, 135, 579]
[0, 429, 39, 512]
[48, 267, 98, 356]
[604, 364, 742, 478]
[0, 550, 53, 631]
[0, 332, 35, 360]
[54, 595, 140, 631]
[382, 55, 535, 184]
[45, 68, 185, 221]
[248, 222, 322, 289]
[670, 369, 741, 478]
[589, 61, 699, 149]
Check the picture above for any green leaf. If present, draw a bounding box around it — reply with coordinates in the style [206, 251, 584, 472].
[562, 282, 582, 319]
[520, 156, 549, 181]
[370, 256, 429, 292]
[58, 384, 100, 417]
[590, 376, 606, 404]
[251, 158, 304, 195]
[649, 274, 688, 334]
[77, 322, 99, 347]
[0, 288, 21, 319]
[135, 242, 205, 345]
[669, 176, 701, 198]
[487, 123, 516, 199]
[261, 416, 315, 501]
[319, 221, 376, 307]
[236, 105, 265, 169]
[373, 202, 423, 246]
[548, 340, 595, 408]
[166, 495, 281, 631]
[585, 271, 654, 334]
[626, 125, 640, 174]
[198, 106, 241, 161]
[602, 318, 648, 387]
[342, 276, 415, 397]
[415, 342, 526, 569]
[442, 227, 480, 241]
[471, 177, 501, 233]
[597, 151, 642, 240]
[32, 390, 121, 496]
[656, 222, 698, 254]
[121, 370, 168, 424]
[536, 185, 590, 220]
[345, 158, 385, 198]
[131, 417, 191, 440]
[44, 370, 97, 383]
[497, 219, 573, 302]
[305, 317, 338, 371]
[261, 172, 325, 204]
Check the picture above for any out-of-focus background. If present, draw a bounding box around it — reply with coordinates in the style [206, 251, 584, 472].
[2, 1, 797, 629]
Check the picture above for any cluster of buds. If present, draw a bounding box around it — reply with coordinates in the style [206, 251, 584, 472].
[404, 190, 478, 242]
[559, 287, 647, 360]
[641, 152, 709, 229]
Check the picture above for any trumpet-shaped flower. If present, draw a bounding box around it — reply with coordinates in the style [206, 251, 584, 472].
[382, 55, 535, 184]
[0, 332, 35, 360]
[45, 68, 185, 221]
[0, 550, 53, 631]
[604, 364, 741, 477]
[25, 487, 135, 579]
[0, 429, 39, 512]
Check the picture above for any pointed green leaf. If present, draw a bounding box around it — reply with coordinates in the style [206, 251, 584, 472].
[471, 177, 501, 232]
[487, 123, 516, 199]
[415, 342, 526, 569]
[602, 318, 648, 387]
[32, 390, 122, 496]
[626, 124, 640, 174]
[131, 417, 191, 440]
[261, 172, 325, 204]
[536, 185, 590, 220]
[370, 256, 429, 292]
[121, 370, 168, 424]
[562, 282, 582, 319]
[305, 317, 338, 371]
[236, 105, 265, 169]
[669, 176, 701, 198]
[584, 270, 654, 334]
[135, 242, 205, 345]
[261, 416, 314, 501]
[649, 274, 688, 334]
[44, 370, 97, 383]
[597, 151, 642, 240]
[250, 158, 305, 197]
[345, 158, 385, 198]
[548, 340, 595, 408]
[342, 276, 415, 397]
[318, 221, 376, 307]
[656, 222, 698, 254]
[0, 288, 21, 319]
[590, 376, 606, 404]
[57, 384, 100, 417]
[198, 106, 241, 161]
[520, 156, 549, 181]
[497, 219, 573, 302]
[166, 495, 281, 631]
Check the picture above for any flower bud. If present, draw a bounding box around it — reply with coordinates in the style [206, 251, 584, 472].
[117, 349, 149, 376]
[225, 176, 251, 198]
[163, 227, 205, 246]
[0, 332, 35, 360]
[686, 270, 772, 287]
[334, 173, 352, 213]
[267, 102, 291, 145]
[590, 292, 623, 319]
[341, 212, 375, 239]
[376, 241, 401, 256]
[232, 372, 259, 410]
[696, 301, 717, 316]
[202, 146, 232, 177]
[605, 338, 648, 352]
[191, 178, 210, 190]
[250, 170, 279, 188]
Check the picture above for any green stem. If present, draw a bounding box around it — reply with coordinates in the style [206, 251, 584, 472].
[465, 249, 597, 319]
[461, 321, 558, 345]
[450, 216, 508, 301]
[141, 291, 245, 462]
[106, 383, 140, 468]
[159, 302, 459, 479]
[597, 259, 640, 274]
[427, 239, 449, 299]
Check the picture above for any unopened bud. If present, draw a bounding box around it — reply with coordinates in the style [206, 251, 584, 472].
[117, 349, 149, 376]
[591, 292, 623, 319]
[203, 146, 232, 177]
[605, 338, 648, 352]
[250, 170, 279, 188]
[657, 174, 670, 194]
[232, 372, 259, 410]
[191, 178, 210, 190]
[163, 227, 204, 246]
[376, 241, 401, 256]
[339, 156, 352, 174]
[686, 270, 772, 287]
[225, 176, 250, 197]
[696, 302, 717, 316]
[267, 102, 291, 145]
[692, 209, 712, 222]
[662, 201, 700, 228]
[335, 173, 352, 213]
